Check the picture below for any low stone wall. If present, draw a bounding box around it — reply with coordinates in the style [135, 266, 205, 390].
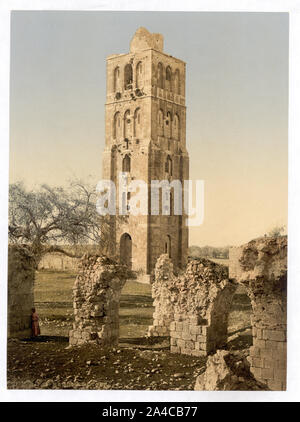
[69, 255, 130, 347]
[148, 255, 236, 356]
[8, 246, 35, 338]
[229, 236, 287, 390]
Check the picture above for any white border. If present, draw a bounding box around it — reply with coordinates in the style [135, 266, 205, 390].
[1, 0, 300, 402]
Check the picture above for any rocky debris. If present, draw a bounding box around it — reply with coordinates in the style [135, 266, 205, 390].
[194, 350, 268, 391]
[7, 377, 111, 390]
[7, 340, 206, 391]
[69, 254, 131, 347]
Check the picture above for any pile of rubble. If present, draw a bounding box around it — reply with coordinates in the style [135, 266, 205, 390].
[194, 350, 268, 391]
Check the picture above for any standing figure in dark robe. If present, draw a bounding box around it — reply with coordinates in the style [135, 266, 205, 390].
[31, 307, 40, 337]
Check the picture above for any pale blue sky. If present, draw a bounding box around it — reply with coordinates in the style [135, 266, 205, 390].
[9, 11, 288, 246]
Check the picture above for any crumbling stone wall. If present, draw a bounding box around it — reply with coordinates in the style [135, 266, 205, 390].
[69, 255, 130, 346]
[8, 245, 35, 338]
[229, 236, 287, 390]
[148, 256, 177, 336]
[148, 255, 237, 356]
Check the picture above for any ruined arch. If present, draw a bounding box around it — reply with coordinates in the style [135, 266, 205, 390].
[69, 255, 130, 347]
[229, 237, 287, 390]
[124, 63, 133, 90]
[120, 233, 132, 269]
[148, 236, 287, 391]
[148, 255, 237, 355]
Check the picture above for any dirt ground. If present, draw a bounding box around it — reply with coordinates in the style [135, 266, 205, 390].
[7, 269, 252, 390]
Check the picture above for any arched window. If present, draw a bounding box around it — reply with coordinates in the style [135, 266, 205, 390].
[174, 69, 180, 94]
[124, 110, 131, 138]
[136, 62, 143, 89]
[166, 66, 172, 91]
[114, 66, 120, 92]
[165, 155, 172, 176]
[113, 112, 121, 139]
[124, 64, 133, 90]
[134, 108, 142, 138]
[122, 155, 131, 172]
[157, 63, 164, 89]
[172, 114, 180, 140]
[164, 235, 171, 258]
[120, 233, 132, 268]
[165, 111, 172, 138]
[158, 109, 164, 136]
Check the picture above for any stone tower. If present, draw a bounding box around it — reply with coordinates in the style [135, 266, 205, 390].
[102, 27, 189, 282]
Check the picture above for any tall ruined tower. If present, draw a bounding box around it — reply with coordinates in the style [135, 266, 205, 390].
[102, 27, 189, 282]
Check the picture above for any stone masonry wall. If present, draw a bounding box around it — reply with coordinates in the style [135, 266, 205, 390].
[229, 236, 287, 390]
[8, 245, 35, 338]
[147, 255, 177, 336]
[148, 255, 236, 356]
[69, 255, 130, 347]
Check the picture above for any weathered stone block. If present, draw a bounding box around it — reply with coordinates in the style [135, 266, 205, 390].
[261, 367, 274, 380]
[190, 325, 202, 335]
[267, 380, 285, 391]
[250, 367, 262, 379]
[252, 357, 264, 368]
[169, 321, 176, 331]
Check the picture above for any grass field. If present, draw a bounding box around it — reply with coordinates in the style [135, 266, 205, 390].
[34, 269, 252, 348]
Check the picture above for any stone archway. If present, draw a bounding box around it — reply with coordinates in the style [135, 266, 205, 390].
[148, 236, 287, 391]
[120, 233, 132, 269]
[69, 255, 130, 347]
[148, 255, 237, 355]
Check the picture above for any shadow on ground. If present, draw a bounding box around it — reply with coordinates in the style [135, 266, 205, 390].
[21, 335, 69, 343]
[120, 294, 153, 308]
[227, 332, 252, 351]
[119, 336, 170, 350]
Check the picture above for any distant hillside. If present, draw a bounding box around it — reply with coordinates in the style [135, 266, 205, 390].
[189, 245, 230, 260]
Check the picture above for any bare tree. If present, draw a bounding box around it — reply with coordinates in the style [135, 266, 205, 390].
[8, 180, 123, 268]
